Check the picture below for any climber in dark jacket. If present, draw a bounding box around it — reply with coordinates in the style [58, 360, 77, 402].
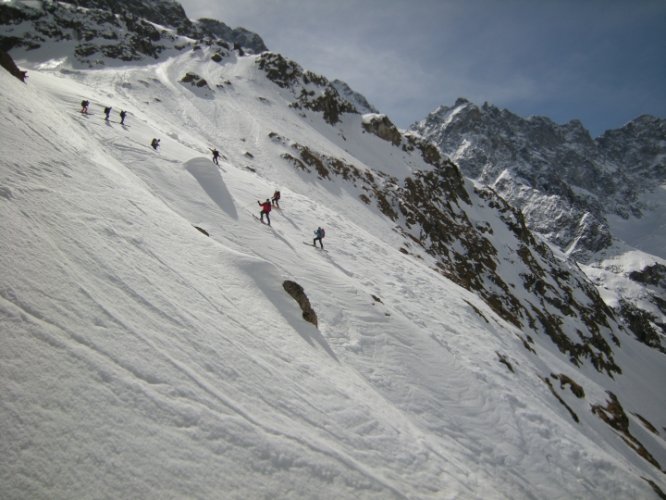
[313, 227, 325, 249]
[209, 148, 220, 165]
[271, 190, 281, 208]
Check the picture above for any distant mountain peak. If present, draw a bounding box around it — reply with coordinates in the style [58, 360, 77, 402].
[412, 98, 665, 259]
[0, 0, 267, 64]
[412, 98, 666, 358]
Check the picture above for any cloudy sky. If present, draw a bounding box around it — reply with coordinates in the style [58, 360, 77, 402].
[177, 0, 666, 137]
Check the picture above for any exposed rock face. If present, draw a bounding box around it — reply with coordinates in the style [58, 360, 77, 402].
[362, 114, 402, 146]
[629, 263, 666, 289]
[181, 72, 209, 88]
[0, 48, 26, 81]
[194, 18, 267, 53]
[255, 52, 360, 125]
[592, 392, 663, 471]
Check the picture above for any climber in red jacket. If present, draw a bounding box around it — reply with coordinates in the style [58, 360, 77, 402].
[258, 199, 272, 225]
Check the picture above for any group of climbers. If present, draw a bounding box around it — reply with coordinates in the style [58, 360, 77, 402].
[77, 99, 326, 249]
[80, 99, 127, 125]
[255, 189, 325, 248]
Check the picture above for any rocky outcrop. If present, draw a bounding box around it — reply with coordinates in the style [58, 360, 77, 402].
[181, 72, 209, 88]
[362, 114, 401, 146]
[592, 392, 663, 471]
[619, 300, 665, 353]
[283, 280, 318, 327]
[0, 48, 26, 81]
[194, 18, 267, 53]
[629, 262, 666, 288]
[256, 52, 302, 88]
[256, 52, 358, 125]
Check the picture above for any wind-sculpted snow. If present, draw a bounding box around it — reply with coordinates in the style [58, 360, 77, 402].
[1, 30, 665, 500]
[184, 158, 238, 218]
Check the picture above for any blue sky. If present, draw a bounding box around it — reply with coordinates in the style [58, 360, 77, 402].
[178, 0, 666, 137]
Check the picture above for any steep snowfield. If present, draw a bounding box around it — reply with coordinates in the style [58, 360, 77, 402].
[1, 49, 664, 499]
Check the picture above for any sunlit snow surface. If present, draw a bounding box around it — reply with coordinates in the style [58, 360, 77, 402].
[1, 49, 664, 498]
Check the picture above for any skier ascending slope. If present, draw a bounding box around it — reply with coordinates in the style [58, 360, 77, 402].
[257, 199, 272, 225]
[313, 227, 325, 249]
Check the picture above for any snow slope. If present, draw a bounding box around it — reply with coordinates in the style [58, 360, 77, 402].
[1, 48, 665, 499]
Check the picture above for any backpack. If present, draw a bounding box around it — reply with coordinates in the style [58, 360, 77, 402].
[320, 228, 325, 238]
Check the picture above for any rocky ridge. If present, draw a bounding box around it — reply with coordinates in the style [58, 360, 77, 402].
[0, 0, 267, 65]
[411, 99, 666, 260]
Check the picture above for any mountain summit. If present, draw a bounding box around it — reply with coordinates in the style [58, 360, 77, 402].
[411, 99, 666, 261]
[1, 1, 665, 498]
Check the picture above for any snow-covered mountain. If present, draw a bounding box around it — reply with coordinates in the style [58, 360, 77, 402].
[411, 98, 666, 362]
[1, 1, 665, 498]
[0, 0, 267, 65]
[411, 99, 666, 261]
